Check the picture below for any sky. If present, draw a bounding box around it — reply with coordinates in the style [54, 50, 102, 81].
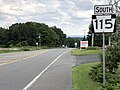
[0, 0, 112, 36]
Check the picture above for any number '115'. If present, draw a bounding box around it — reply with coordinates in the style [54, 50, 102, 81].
[94, 19, 113, 29]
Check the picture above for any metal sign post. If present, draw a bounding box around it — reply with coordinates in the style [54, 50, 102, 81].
[92, 4, 116, 84]
[103, 33, 106, 84]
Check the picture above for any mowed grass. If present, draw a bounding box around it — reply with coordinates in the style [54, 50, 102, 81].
[72, 62, 102, 90]
[71, 49, 102, 56]
[0, 50, 21, 54]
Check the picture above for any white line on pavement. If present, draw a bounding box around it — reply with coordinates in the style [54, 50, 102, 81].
[23, 49, 70, 90]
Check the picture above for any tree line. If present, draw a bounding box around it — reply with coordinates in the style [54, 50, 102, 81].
[0, 22, 66, 47]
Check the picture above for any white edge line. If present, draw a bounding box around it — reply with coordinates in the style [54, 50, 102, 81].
[23, 49, 70, 90]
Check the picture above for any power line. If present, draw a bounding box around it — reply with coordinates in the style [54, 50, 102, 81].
[114, 0, 120, 5]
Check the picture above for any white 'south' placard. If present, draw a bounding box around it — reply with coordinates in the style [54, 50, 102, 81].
[94, 5, 113, 15]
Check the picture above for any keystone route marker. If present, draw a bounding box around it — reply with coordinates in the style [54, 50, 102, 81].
[92, 4, 116, 84]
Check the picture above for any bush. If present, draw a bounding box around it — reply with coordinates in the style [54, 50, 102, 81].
[89, 63, 103, 83]
[89, 63, 120, 90]
[16, 42, 22, 47]
[86, 46, 100, 50]
[105, 42, 120, 73]
[21, 47, 30, 51]
[102, 65, 120, 90]
[9, 44, 14, 48]
[21, 41, 28, 46]
[89, 41, 120, 90]
[16, 41, 28, 47]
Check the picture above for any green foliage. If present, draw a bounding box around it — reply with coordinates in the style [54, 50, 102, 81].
[0, 22, 66, 47]
[21, 47, 30, 51]
[51, 26, 66, 46]
[86, 46, 100, 50]
[89, 63, 120, 90]
[21, 41, 28, 46]
[9, 44, 14, 48]
[0, 50, 21, 54]
[105, 42, 120, 73]
[7, 40, 15, 47]
[15, 41, 28, 47]
[15, 42, 22, 47]
[89, 63, 103, 83]
[88, 16, 120, 90]
[112, 16, 120, 42]
[87, 23, 109, 47]
[102, 65, 120, 90]
[71, 49, 102, 56]
[66, 37, 81, 48]
[72, 62, 102, 90]
[89, 41, 120, 90]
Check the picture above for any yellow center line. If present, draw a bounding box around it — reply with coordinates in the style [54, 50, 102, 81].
[0, 50, 49, 66]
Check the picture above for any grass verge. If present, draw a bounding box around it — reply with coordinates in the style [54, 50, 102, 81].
[71, 49, 102, 56]
[0, 46, 50, 54]
[72, 62, 102, 90]
[0, 50, 21, 54]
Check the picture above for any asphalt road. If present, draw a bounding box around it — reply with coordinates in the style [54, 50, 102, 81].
[75, 54, 99, 66]
[0, 48, 99, 90]
[0, 48, 75, 90]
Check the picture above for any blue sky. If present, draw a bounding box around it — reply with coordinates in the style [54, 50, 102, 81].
[0, 0, 111, 36]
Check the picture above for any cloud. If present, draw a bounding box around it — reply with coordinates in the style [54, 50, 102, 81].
[0, 0, 109, 36]
[71, 0, 94, 11]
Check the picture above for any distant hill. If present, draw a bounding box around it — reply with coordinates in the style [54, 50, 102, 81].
[67, 35, 86, 38]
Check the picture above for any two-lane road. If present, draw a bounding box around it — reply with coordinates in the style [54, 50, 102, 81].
[0, 48, 75, 90]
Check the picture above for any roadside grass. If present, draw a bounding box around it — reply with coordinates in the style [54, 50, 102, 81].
[72, 62, 102, 90]
[0, 50, 21, 54]
[0, 46, 50, 54]
[20, 46, 49, 51]
[71, 49, 102, 56]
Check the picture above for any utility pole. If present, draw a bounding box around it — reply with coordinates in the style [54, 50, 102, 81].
[83, 30, 86, 41]
[91, 33, 94, 47]
[39, 33, 41, 47]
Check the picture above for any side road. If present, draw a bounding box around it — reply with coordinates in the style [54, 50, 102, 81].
[75, 54, 99, 66]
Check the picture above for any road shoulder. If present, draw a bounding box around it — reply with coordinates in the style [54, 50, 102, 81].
[29, 50, 76, 90]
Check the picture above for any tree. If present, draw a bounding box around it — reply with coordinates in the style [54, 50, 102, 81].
[112, 16, 120, 42]
[1, 22, 66, 47]
[87, 22, 109, 47]
[51, 26, 66, 46]
[0, 28, 9, 47]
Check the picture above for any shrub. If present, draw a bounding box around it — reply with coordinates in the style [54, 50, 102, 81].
[9, 44, 14, 48]
[89, 63, 103, 83]
[21, 47, 30, 51]
[102, 65, 120, 90]
[86, 46, 100, 50]
[89, 41, 120, 90]
[105, 42, 120, 73]
[16, 42, 22, 47]
[21, 41, 28, 46]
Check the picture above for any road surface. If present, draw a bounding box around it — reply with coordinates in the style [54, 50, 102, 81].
[0, 48, 75, 90]
[0, 48, 99, 90]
